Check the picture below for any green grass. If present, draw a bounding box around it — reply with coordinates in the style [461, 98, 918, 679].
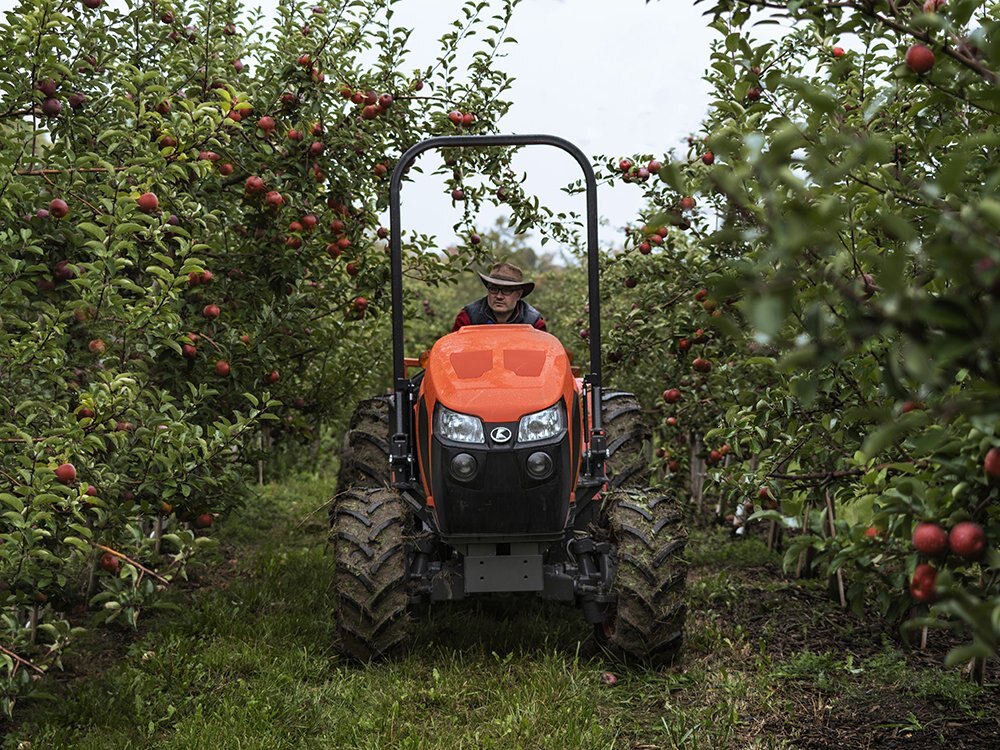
[3, 481, 995, 750]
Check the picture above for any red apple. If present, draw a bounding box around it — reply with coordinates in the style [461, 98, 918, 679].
[258, 115, 276, 134]
[99, 552, 121, 574]
[692, 357, 712, 373]
[245, 175, 265, 194]
[949, 521, 986, 560]
[912, 522, 949, 556]
[194, 513, 214, 528]
[701, 151, 715, 166]
[287, 128, 303, 141]
[265, 369, 280, 384]
[905, 44, 935, 74]
[265, 191, 284, 208]
[55, 463, 77, 485]
[447, 110, 462, 125]
[353, 296, 368, 312]
[833, 46, 846, 58]
[41, 97, 62, 117]
[182, 344, 197, 359]
[910, 563, 937, 603]
[301, 214, 318, 230]
[310, 141, 324, 156]
[85, 484, 98, 497]
[49, 198, 69, 218]
[68, 92, 86, 110]
[137, 192, 159, 213]
[985, 447, 1000, 480]
[667, 459, 680, 473]
[77, 407, 95, 419]
[451, 188, 466, 201]
[203, 304, 220, 319]
[679, 196, 696, 211]
[218, 163, 234, 176]
[214, 359, 231, 376]
[662, 388, 682, 404]
[88, 339, 106, 354]
[865, 526, 880, 539]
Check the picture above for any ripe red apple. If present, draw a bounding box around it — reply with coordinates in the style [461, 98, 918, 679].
[41, 97, 62, 117]
[373, 163, 388, 177]
[746, 86, 762, 101]
[301, 214, 318, 230]
[833, 46, 846, 58]
[378, 93, 393, 109]
[68, 92, 86, 109]
[115, 421, 133, 432]
[218, 163, 234, 176]
[701, 151, 714, 165]
[662, 388, 682, 404]
[353, 296, 369, 312]
[77, 407, 95, 419]
[194, 513, 214, 528]
[310, 141, 324, 156]
[99, 552, 121, 574]
[647, 159, 662, 173]
[55, 463, 77, 485]
[905, 44, 935, 74]
[84, 484, 98, 497]
[618, 158, 632, 172]
[448, 110, 462, 125]
[214, 359, 231, 376]
[461, 112, 475, 126]
[203, 304, 220, 319]
[345, 262, 359, 276]
[638, 241, 651, 254]
[258, 115, 276, 134]
[265, 369, 280, 384]
[362, 104, 379, 119]
[137, 192, 159, 213]
[910, 563, 937, 603]
[451, 188, 466, 201]
[865, 526, 880, 539]
[239, 334, 251, 345]
[88, 339, 106, 354]
[949, 521, 986, 560]
[36, 78, 58, 97]
[679, 196, 696, 211]
[666, 416, 678, 427]
[245, 175, 265, 194]
[289, 221, 304, 233]
[984, 447, 1000, 480]
[692, 358, 712, 373]
[667, 459, 680, 473]
[49, 198, 69, 218]
[912, 522, 948, 556]
[182, 343, 197, 359]
[265, 191, 284, 208]
[708, 449, 722, 464]
[337, 236, 351, 250]
[297, 53, 311, 67]
[285, 236, 302, 249]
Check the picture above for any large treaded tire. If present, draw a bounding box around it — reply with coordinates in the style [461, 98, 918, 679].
[600, 488, 688, 666]
[602, 390, 652, 489]
[331, 486, 412, 661]
[337, 396, 391, 491]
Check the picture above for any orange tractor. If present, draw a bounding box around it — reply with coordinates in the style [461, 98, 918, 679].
[333, 135, 687, 663]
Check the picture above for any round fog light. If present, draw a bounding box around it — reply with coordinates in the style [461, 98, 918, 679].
[526, 451, 553, 479]
[450, 452, 477, 481]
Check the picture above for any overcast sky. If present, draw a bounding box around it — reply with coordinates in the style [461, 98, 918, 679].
[2, 0, 718, 247]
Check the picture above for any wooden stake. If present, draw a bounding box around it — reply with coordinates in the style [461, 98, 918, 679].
[825, 488, 847, 608]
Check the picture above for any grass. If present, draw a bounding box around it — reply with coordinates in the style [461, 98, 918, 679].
[3, 478, 996, 749]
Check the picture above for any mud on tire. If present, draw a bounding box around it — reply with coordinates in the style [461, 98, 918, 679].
[331, 486, 412, 661]
[602, 390, 652, 489]
[599, 488, 687, 666]
[337, 396, 391, 491]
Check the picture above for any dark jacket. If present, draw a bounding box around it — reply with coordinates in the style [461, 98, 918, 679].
[451, 297, 547, 332]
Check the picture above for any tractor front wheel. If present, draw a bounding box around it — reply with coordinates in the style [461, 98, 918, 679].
[599, 488, 688, 666]
[331, 486, 413, 661]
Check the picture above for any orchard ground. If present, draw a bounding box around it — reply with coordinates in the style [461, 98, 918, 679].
[3, 475, 997, 750]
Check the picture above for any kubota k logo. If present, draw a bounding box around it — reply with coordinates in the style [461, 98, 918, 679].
[490, 427, 512, 443]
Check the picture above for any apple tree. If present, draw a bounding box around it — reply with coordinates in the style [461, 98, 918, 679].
[0, 0, 521, 714]
[602, 0, 999, 667]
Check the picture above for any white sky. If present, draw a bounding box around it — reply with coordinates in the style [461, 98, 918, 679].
[1, 0, 717, 247]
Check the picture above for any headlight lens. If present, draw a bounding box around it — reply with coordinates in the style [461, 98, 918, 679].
[435, 405, 485, 443]
[517, 403, 566, 443]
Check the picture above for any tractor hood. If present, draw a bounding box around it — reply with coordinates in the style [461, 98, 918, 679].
[423, 325, 575, 423]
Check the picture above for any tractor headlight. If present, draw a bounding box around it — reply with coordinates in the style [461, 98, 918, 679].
[434, 404, 485, 443]
[517, 403, 566, 443]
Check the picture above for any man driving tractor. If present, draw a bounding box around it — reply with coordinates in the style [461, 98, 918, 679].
[451, 262, 548, 331]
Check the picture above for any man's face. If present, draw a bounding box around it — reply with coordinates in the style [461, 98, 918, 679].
[486, 284, 522, 317]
